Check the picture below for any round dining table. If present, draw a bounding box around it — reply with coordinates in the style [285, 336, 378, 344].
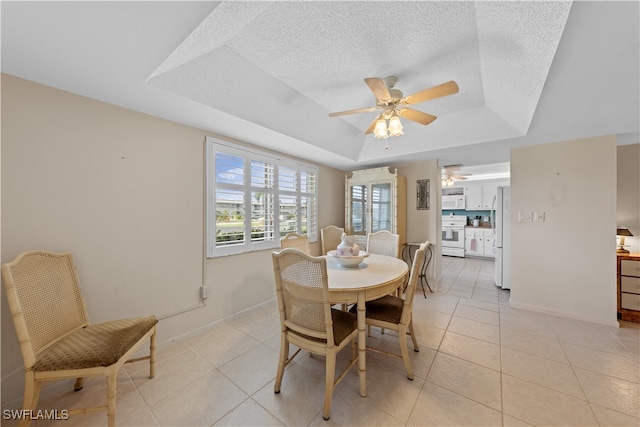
[325, 253, 408, 397]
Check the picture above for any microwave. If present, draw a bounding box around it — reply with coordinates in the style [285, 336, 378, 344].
[442, 195, 465, 210]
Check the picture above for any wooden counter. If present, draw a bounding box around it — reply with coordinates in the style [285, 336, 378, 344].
[617, 253, 640, 323]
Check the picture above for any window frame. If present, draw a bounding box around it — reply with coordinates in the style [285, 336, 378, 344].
[205, 137, 318, 258]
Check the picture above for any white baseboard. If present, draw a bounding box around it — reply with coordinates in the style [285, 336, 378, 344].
[1, 298, 279, 406]
[509, 299, 620, 328]
[160, 297, 277, 348]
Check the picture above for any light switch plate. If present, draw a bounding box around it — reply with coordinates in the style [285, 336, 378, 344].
[518, 211, 532, 222]
[534, 212, 545, 222]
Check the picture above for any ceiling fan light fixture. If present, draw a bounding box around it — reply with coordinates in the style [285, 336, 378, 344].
[329, 77, 459, 138]
[388, 113, 403, 137]
[374, 116, 388, 139]
[442, 176, 454, 187]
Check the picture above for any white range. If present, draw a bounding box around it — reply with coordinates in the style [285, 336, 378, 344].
[442, 214, 466, 257]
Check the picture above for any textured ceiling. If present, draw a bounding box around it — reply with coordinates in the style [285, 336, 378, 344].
[147, 1, 571, 163]
[2, 1, 639, 171]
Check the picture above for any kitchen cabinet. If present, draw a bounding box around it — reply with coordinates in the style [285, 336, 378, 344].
[483, 229, 496, 256]
[465, 228, 483, 256]
[465, 228, 495, 258]
[464, 181, 508, 211]
[482, 185, 498, 210]
[345, 167, 406, 252]
[465, 186, 483, 210]
[618, 254, 640, 323]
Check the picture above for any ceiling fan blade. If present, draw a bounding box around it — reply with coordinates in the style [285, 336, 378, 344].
[364, 116, 378, 134]
[401, 80, 460, 105]
[397, 108, 437, 126]
[444, 164, 463, 171]
[364, 77, 391, 102]
[328, 106, 379, 117]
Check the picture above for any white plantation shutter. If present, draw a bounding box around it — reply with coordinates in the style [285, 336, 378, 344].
[300, 169, 318, 238]
[205, 137, 318, 257]
[250, 159, 275, 244]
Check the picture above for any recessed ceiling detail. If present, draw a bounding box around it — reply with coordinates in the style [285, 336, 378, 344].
[147, 1, 572, 164]
[3, 1, 636, 170]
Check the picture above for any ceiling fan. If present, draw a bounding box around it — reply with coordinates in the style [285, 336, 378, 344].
[442, 164, 471, 187]
[328, 76, 459, 139]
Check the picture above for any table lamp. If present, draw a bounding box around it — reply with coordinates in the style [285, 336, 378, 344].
[616, 227, 634, 254]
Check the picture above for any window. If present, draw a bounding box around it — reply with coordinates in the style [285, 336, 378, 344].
[371, 182, 391, 232]
[350, 184, 367, 235]
[205, 137, 318, 257]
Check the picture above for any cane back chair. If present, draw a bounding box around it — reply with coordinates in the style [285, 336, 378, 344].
[351, 241, 430, 380]
[272, 248, 358, 420]
[280, 233, 311, 254]
[366, 230, 400, 258]
[2, 250, 158, 427]
[320, 225, 344, 255]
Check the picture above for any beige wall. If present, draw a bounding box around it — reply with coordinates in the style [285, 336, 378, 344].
[392, 160, 442, 282]
[617, 143, 640, 253]
[510, 135, 618, 326]
[0, 74, 345, 401]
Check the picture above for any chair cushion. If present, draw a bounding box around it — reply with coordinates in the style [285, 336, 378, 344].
[289, 309, 356, 346]
[34, 316, 157, 371]
[350, 295, 404, 324]
[330, 308, 357, 344]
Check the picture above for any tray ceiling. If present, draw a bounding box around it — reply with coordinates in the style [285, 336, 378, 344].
[147, 1, 569, 162]
[2, 1, 638, 170]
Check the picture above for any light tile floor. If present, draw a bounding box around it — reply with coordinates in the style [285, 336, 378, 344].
[4, 256, 640, 426]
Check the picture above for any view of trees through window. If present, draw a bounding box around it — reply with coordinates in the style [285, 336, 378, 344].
[206, 138, 317, 257]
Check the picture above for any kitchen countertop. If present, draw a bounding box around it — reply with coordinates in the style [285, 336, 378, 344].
[466, 225, 493, 229]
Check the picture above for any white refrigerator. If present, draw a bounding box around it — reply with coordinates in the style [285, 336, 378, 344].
[493, 186, 511, 289]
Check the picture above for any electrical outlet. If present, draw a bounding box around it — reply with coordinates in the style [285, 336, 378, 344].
[534, 211, 545, 222]
[200, 285, 209, 300]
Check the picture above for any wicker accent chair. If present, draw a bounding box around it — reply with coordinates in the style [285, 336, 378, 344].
[272, 248, 359, 420]
[1, 251, 158, 427]
[350, 241, 430, 380]
[280, 233, 311, 253]
[366, 230, 400, 258]
[320, 225, 344, 255]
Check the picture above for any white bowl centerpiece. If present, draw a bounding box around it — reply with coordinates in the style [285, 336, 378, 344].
[327, 250, 370, 268]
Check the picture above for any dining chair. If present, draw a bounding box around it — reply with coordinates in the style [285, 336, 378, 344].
[272, 248, 359, 420]
[280, 232, 311, 253]
[366, 230, 402, 333]
[367, 230, 400, 258]
[350, 241, 430, 380]
[321, 225, 344, 255]
[2, 250, 158, 427]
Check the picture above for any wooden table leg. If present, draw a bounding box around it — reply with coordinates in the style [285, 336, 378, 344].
[357, 292, 367, 397]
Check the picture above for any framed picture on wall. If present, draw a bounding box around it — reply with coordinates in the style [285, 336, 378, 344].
[417, 179, 430, 210]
